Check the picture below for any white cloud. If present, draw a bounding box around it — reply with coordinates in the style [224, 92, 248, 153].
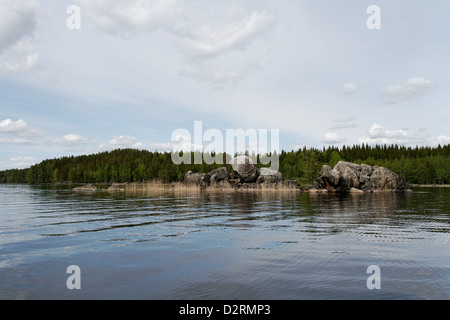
[381, 77, 435, 104]
[368, 123, 408, 139]
[0, 1, 38, 51]
[148, 142, 173, 152]
[437, 135, 450, 145]
[0, 1, 40, 73]
[176, 3, 275, 86]
[77, 0, 275, 86]
[9, 156, 39, 168]
[340, 83, 359, 95]
[0, 138, 32, 145]
[170, 133, 203, 152]
[147, 135, 202, 153]
[321, 132, 346, 144]
[55, 134, 95, 146]
[77, 0, 182, 37]
[0, 118, 46, 139]
[1, 38, 39, 73]
[98, 135, 146, 151]
[358, 123, 442, 146]
[179, 8, 275, 59]
[291, 142, 310, 151]
[0, 156, 39, 170]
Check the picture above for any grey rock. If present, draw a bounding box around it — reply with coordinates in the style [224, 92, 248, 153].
[349, 187, 364, 193]
[229, 156, 260, 183]
[320, 165, 333, 175]
[360, 164, 373, 176]
[257, 168, 283, 184]
[317, 161, 408, 193]
[370, 166, 407, 191]
[73, 184, 97, 192]
[343, 166, 360, 189]
[334, 161, 362, 174]
[206, 167, 230, 184]
[184, 171, 207, 184]
[318, 167, 342, 192]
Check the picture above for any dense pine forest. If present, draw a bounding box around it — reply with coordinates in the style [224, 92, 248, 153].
[1, 144, 449, 185]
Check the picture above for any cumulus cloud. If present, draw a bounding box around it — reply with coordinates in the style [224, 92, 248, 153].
[358, 123, 444, 146]
[54, 134, 96, 146]
[0, 1, 40, 73]
[437, 135, 450, 145]
[0, 138, 32, 145]
[175, 2, 276, 86]
[0, 156, 40, 170]
[321, 132, 347, 144]
[1, 38, 39, 73]
[148, 142, 173, 152]
[170, 133, 204, 152]
[381, 77, 435, 104]
[77, 0, 276, 86]
[98, 135, 146, 151]
[0, 118, 46, 140]
[291, 142, 310, 151]
[340, 83, 359, 95]
[9, 156, 39, 168]
[178, 8, 275, 59]
[76, 0, 183, 37]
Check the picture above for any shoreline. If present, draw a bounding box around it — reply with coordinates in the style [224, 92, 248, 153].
[411, 184, 450, 188]
[3, 181, 450, 192]
[71, 181, 416, 194]
[118, 181, 302, 193]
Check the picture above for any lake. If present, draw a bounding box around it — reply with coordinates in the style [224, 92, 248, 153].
[0, 184, 449, 300]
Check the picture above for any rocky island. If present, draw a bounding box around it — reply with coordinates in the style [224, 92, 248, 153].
[312, 161, 411, 193]
[184, 156, 298, 191]
[73, 158, 411, 194]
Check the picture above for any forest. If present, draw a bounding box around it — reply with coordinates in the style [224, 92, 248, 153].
[0, 144, 449, 185]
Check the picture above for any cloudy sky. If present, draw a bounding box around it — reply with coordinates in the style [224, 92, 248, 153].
[1, 0, 449, 169]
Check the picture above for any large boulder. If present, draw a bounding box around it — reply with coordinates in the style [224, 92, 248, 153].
[206, 167, 230, 184]
[184, 171, 207, 184]
[73, 184, 97, 192]
[229, 156, 260, 183]
[256, 168, 283, 184]
[317, 165, 345, 192]
[317, 161, 408, 193]
[370, 166, 408, 191]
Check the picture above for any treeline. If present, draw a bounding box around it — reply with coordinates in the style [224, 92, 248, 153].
[280, 144, 450, 185]
[1, 144, 449, 185]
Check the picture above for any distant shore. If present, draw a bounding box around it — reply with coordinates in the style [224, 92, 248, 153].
[111, 181, 301, 193]
[411, 184, 450, 188]
[69, 180, 422, 194]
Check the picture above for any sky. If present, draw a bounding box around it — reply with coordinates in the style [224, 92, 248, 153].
[1, 0, 449, 170]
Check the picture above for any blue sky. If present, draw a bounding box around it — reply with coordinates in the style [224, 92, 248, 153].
[1, 0, 449, 170]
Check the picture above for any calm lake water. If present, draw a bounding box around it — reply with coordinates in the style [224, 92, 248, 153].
[0, 184, 449, 300]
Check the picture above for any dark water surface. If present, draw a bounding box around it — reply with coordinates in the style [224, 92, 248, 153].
[0, 185, 449, 300]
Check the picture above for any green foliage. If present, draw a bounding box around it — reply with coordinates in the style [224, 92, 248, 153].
[329, 150, 342, 167]
[0, 144, 449, 185]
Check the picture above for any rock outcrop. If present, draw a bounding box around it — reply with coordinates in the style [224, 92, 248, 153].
[73, 184, 97, 192]
[229, 156, 260, 183]
[316, 161, 409, 193]
[257, 168, 283, 184]
[183, 156, 295, 191]
[107, 184, 125, 192]
[205, 167, 230, 184]
[184, 171, 207, 185]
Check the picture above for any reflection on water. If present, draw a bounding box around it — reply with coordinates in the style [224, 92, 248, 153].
[0, 185, 449, 300]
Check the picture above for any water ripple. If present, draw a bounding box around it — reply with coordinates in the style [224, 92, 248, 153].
[0, 185, 449, 299]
